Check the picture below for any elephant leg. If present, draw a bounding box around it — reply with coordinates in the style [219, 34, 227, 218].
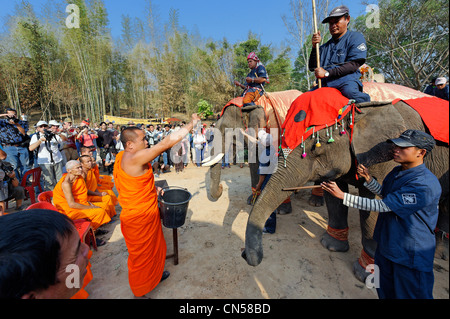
[308, 181, 324, 207]
[246, 108, 265, 205]
[276, 197, 292, 215]
[435, 195, 449, 261]
[321, 181, 350, 252]
[352, 186, 379, 283]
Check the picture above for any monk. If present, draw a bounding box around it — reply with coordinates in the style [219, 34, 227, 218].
[79, 155, 117, 218]
[80, 146, 114, 190]
[114, 114, 200, 298]
[53, 160, 111, 231]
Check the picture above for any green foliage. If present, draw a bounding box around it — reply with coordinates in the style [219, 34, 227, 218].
[197, 99, 214, 119]
[354, 0, 449, 90]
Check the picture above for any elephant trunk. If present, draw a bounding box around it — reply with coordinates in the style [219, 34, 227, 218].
[243, 147, 312, 266]
[209, 159, 223, 200]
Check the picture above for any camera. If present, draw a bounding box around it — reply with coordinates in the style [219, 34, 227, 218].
[6, 115, 19, 124]
[0, 161, 14, 175]
[43, 129, 55, 141]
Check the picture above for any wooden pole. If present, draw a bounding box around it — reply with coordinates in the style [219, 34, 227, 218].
[282, 185, 323, 191]
[312, 0, 321, 88]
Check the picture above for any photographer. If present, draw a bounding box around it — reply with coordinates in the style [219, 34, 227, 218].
[0, 107, 31, 179]
[29, 120, 64, 191]
[0, 148, 25, 215]
[76, 123, 98, 161]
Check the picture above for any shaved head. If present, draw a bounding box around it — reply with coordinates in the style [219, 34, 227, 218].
[121, 127, 141, 149]
[79, 155, 91, 163]
[66, 160, 80, 171]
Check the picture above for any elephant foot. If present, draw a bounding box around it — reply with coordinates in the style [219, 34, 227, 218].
[276, 201, 292, 215]
[352, 259, 369, 283]
[308, 194, 324, 207]
[435, 231, 449, 261]
[320, 232, 349, 252]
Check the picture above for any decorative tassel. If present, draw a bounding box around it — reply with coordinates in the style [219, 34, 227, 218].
[328, 126, 335, 143]
[311, 126, 315, 139]
[326, 125, 330, 137]
[335, 119, 338, 130]
[316, 130, 321, 147]
[340, 119, 346, 135]
[301, 137, 307, 158]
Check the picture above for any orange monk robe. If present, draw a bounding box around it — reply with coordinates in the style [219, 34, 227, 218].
[93, 165, 114, 190]
[53, 174, 111, 230]
[85, 169, 117, 218]
[71, 250, 93, 299]
[113, 151, 167, 297]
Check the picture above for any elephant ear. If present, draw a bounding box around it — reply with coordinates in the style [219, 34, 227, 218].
[352, 103, 407, 167]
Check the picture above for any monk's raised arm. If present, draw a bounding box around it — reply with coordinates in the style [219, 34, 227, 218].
[131, 114, 200, 166]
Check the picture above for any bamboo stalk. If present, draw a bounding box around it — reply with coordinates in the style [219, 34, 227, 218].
[312, 0, 321, 88]
[282, 185, 322, 191]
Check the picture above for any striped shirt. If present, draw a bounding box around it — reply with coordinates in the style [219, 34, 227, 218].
[343, 178, 391, 212]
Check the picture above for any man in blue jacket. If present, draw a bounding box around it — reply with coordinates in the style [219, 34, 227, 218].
[321, 130, 441, 299]
[309, 5, 371, 103]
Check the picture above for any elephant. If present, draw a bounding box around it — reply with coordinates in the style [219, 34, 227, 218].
[241, 96, 449, 282]
[207, 90, 301, 214]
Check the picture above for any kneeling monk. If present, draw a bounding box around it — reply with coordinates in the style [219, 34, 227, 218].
[53, 160, 111, 230]
[80, 146, 114, 191]
[114, 113, 200, 298]
[79, 154, 117, 218]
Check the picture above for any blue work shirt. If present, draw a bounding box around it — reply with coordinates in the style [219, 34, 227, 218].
[0, 119, 29, 145]
[374, 164, 441, 272]
[319, 30, 367, 87]
[246, 65, 268, 91]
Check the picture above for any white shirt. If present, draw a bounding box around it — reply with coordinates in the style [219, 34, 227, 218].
[30, 132, 63, 164]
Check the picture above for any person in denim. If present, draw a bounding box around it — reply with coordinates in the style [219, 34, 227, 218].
[0, 108, 31, 179]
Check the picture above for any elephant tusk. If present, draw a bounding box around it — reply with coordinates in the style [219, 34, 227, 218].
[202, 153, 224, 167]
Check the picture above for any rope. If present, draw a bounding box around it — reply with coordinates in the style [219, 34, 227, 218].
[326, 226, 349, 241]
[358, 249, 375, 271]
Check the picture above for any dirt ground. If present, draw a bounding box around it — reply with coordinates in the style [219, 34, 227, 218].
[76, 164, 449, 299]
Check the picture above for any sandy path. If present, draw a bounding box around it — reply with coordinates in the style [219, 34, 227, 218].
[86, 164, 449, 299]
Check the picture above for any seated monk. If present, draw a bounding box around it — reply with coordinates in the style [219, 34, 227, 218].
[80, 146, 114, 190]
[114, 113, 200, 298]
[53, 160, 111, 231]
[79, 155, 117, 218]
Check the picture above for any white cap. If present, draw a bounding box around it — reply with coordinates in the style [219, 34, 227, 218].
[258, 129, 273, 147]
[48, 120, 61, 127]
[435, 77, 447, 85]
[35, 120, 48, 127]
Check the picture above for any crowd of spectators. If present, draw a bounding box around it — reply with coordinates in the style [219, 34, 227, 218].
[0, 109, 239, 213]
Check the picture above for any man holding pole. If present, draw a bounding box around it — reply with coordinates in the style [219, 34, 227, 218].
[309, 5, 371, 103]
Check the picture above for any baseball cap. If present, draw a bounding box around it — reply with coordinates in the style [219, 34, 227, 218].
[387, 129, 435, 152]
[322, 5, 349, 23]
[35, 120, 48, 127]
[64, 117, 72, 123]
[435, 77, 447, 85]
[48, 120, 61, 127]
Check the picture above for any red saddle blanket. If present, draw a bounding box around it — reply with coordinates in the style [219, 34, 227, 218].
[281, 87, 351, 150]
[219, 90, 302, 131]
[393, 97, 449, 144]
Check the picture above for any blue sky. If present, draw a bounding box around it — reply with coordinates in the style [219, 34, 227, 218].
[0, 0, 375, 47]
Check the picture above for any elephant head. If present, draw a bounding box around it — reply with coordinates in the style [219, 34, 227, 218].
[242, 101, 416, 266]
[208, 105, 266, 200]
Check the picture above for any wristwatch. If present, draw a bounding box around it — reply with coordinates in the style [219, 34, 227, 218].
[324, 71, 330, 77]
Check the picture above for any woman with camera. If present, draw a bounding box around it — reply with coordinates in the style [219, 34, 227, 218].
[29, 120, 65, 191]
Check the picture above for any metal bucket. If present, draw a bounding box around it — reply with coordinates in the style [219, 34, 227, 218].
[158, 186, 192, 228]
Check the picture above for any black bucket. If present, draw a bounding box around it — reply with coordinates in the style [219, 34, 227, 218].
[158, 186, 192, 228]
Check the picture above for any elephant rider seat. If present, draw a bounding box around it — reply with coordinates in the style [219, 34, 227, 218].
[281, 87, 358, 161]
[219, 90, 302, 134]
